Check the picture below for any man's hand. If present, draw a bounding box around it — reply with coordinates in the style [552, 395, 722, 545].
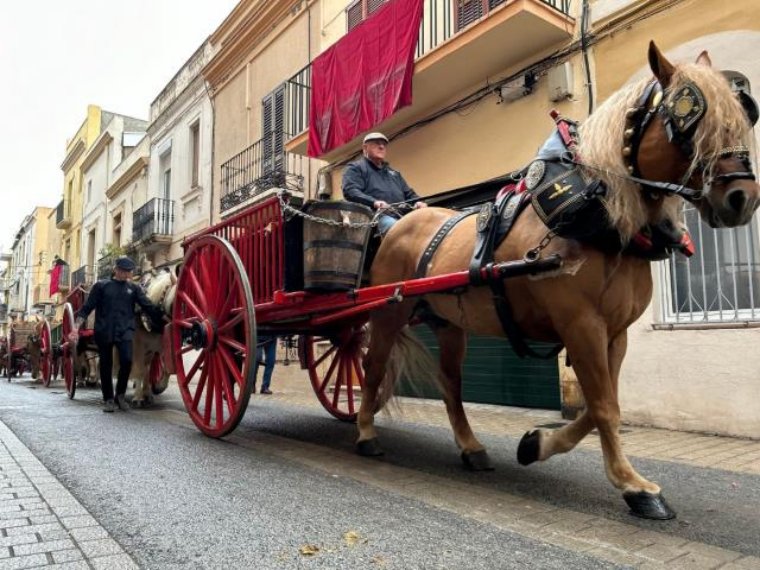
[373, 200, 390, 210]
[414, 201, 428, 209]
[68, 329, 79, 344]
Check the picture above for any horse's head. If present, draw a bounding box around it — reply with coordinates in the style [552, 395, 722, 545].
[637, 42, 759, 228]
[580, 41, 759, 240]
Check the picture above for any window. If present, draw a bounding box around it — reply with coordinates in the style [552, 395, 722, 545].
[454, 0, 507, 32]
[346, 0, 388, 31]
[262, 86, 285, 179]
[159, 151, 172, 200]
[190, 122, 200, 187]
[113, 213, 122, 247]
[87, 180, 92, 202]
[659, 72, 759, 324]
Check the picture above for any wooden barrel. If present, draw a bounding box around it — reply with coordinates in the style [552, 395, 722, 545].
[303, 201, 373, 291]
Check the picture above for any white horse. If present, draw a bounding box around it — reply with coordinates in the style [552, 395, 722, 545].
[130, 269, 177, 407]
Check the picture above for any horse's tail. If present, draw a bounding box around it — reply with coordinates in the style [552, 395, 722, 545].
[374, 325, 441, 413]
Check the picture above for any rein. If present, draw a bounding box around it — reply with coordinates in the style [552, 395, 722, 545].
[616, 79, 756, 203]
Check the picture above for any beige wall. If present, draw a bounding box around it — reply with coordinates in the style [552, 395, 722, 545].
[590, 0, 760, 438]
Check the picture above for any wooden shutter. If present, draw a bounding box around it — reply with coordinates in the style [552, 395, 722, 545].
[456, 0, 485, 31]
[273, 87, 286, 175]
[262, 95, 274, 175]
[347, 0, 363, 31]
[367, 0, 386, 14]
[489, 0, 507, 8]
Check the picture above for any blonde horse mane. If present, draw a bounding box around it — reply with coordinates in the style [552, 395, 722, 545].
[577, 61, 753, 241]
[144, 270, 177, 314]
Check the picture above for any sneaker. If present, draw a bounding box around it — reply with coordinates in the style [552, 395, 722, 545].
[103, 399, 115, 413]
[115, 394, 129, 411]
[260, 388, 273, 395]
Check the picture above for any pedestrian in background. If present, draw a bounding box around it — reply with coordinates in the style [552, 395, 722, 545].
[255, 335, 277, 395]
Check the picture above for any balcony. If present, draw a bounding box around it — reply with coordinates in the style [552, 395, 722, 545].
[32, 283, 55, 307]
[220, 131, 305, 215]
[286, 0, 574, 159]
[132, 198, 174, 252]
[71, 265, 96, 290]
[56, 199, 72, 229]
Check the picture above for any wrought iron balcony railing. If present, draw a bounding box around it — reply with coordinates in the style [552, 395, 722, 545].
[220, 131, 305, 213]
[71, 265, 95, 289]
[57, 264, 71, 291]
[55, 199, 71, 229]
[132, 198, 175, 244]
[284, 0, 573, 139]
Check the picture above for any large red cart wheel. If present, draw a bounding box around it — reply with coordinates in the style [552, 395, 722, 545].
[301, 321, 367, 422]
[62, 303, 77, 399]
[150, 353, 168, 395]
[40, 320, 53, 387]
[173, 235, 256, 438]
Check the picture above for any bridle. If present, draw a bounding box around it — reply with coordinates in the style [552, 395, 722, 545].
[619, 79, 758, 203]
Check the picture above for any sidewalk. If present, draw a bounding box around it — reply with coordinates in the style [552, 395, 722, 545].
[267, 362, 760, 476]
[0, 422, 137, 570]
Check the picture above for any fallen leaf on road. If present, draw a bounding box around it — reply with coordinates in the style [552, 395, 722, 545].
[371, 554, 386, 566]
[343, 531, 362, 546]
[299, 545, 320, 556]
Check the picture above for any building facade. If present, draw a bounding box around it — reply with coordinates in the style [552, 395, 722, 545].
[75, 114, 148, 289]
[140, 41, 217, 269]
[8, 207, 54, 320]
[589, 0, 760, 438]
[204, 0, 323, 223]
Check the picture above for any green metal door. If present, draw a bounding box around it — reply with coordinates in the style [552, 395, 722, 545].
[398, 327, 561, 410]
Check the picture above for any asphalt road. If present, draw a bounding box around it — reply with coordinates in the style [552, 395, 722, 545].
[1, 377, 758, 569]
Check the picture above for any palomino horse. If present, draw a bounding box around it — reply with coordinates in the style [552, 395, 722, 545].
[131, 269, 176, 407]
[356, 42, 760, 520]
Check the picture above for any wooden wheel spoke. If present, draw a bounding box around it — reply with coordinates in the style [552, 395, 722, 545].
[216, 311, 244, 334]
[213, 356, 225, 429]
[175, 319, 195, 329]
[181, 344, 196, 355]
[218, 345, 244, 388]
[332, 354, 345, 409]
[313, 344, 338, 368]
[317, 349, 341, 395]
[217, 358, 236, 417]
[203, 364, 215, 426]
[185, 266, 209, 314]
[178, 291, 205, 320]
[185, 351, 206, 383]
[219, 335, 247, 355]
[216, 287, 238, 321]
[191, 364, 209, 411]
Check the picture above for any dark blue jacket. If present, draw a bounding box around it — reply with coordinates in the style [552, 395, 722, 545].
[342, 157, 419, 209]
[76, 279, 162, 344]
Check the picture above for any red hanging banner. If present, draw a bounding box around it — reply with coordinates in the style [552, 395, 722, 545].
[49, 263, 63, 296]
[308, 0, 423, 157]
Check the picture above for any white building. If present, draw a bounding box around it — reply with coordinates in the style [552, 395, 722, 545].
[138, 40, 217, 269]
[8, 214, 36, 320]
[76, 113, 147, 287]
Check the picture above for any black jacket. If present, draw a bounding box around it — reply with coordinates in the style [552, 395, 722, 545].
[342, 157, 419, 209]
[76, 279, 163, 345]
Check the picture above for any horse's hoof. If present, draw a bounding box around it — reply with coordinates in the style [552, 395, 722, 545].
[623, 491, 676, 520]
[517, 430, 541, 466]
[356, 438, 384, 457]
[461, 449, 494, 471]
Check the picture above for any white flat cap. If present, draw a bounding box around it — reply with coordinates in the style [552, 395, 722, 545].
[363, 132, 389, 144]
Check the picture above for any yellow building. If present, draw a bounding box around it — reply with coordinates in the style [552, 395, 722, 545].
[56, 105, 105, 291]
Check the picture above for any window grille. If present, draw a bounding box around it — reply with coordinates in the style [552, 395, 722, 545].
[657, 71, 759, 325]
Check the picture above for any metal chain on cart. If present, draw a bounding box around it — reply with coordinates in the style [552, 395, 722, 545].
[278, 191, 380, 229]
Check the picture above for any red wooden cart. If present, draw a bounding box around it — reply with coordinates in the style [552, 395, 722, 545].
[5, 319, 53, 383]
[169, 195, 560, 438]
[60, 285, 99, 399]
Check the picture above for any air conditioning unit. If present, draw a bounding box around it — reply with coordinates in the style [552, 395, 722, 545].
[547, 62, 574, 102]
[496, 72, 537, 104]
